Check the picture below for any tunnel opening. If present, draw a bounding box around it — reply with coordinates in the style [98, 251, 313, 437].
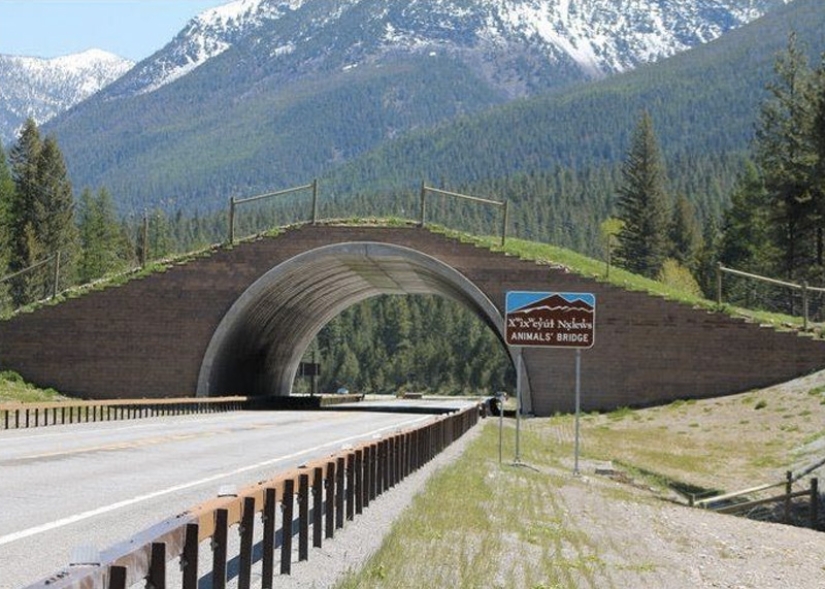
[292, 293, 515, 396]
[197, 242, 528, 405]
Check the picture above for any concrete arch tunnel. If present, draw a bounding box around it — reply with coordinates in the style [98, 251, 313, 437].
[197, 241, 528, 405]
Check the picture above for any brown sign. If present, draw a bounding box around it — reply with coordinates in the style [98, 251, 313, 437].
[505, 292, 595, 348]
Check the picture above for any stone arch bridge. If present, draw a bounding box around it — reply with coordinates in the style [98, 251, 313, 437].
[1, 224, 823, 416]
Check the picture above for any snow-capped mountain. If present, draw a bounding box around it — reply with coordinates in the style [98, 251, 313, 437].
[111, 0, 791, 99]
[39, 0, 807, 214]
[0, 49, 133, 145]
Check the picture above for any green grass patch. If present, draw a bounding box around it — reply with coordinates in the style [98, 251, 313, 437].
[336, 423, 613, 589]
[0, 371, 67, 403]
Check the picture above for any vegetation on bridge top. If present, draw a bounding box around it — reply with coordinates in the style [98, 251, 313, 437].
[2, 216, 816, 336]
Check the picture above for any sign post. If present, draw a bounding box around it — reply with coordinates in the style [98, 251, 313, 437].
[505, 291, 595, 471]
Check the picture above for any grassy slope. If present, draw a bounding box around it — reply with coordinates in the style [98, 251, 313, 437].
[336, 374, 825, 588]
[0, 371, 66, 403]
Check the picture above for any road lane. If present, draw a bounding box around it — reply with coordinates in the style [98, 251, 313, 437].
[0, 408, 445, 588]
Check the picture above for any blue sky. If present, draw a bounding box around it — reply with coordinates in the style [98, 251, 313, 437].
[0, 0, 228, 61]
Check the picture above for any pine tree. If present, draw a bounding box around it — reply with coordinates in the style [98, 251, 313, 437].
[78, 187, 135, 283]
[669, 194, 701, 269]
[7, 119, 79, 304]
[8, 119, 46, 304]
[754, 33, 818, 280]
[812, 58, 825, 272]
[719, 161, 777, 273]
[0, 138, 14, 311]
[35, 135, 79, 291]
[615, 112, 671, 278]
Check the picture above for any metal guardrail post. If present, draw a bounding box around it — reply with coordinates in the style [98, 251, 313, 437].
[109, 566, 128, 589]
[148, 542, 167, 589]
[363, 445, 372, 507]
[212, 509, 229, 589]
[298, 473, 310, 561]
[239, 497, 255, 589]
[312, 467, 324, 548]
[281, 479, 295, 575]
[262, 488, 277, 588]
[716, 262, 723, 307]
[346, 453, 355, 521]
[354, 449, 364, 515]
[335, 456, 345, 529]
[325, 460, 335, 539]
[181, 523, 199, 589]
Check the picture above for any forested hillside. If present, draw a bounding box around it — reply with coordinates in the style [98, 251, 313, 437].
[324, 0, 825, 221]
[40, 0, 818, 217]
[302, 294, 514, 396]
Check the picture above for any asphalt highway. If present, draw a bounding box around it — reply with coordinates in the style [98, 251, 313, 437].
[0, 407, 461, 588]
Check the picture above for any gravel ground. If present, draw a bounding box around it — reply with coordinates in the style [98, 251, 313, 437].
[258, 415, 825, 589]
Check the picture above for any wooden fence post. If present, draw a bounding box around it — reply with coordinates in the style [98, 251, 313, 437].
[784, 471, 793, 524]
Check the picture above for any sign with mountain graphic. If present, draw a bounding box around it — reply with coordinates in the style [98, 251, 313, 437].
[505, 291, 595, 348]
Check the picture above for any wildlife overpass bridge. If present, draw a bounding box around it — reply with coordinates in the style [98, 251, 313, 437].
[1, 224, 823, 416]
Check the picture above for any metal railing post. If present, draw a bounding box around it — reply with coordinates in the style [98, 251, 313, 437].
[716, 262, 723, 307]
[262, 488, 277, 587]
[239, 497, 255, 589]
[281, 479, 295, 575]
[298, 473, 310, 561]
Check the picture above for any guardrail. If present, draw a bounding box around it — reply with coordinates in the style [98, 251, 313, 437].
[23, 404, 479, 589]
[0, 396, 249, 430]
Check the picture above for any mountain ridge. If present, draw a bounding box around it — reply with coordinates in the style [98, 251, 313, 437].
[0, 49, 133, 145]
[37, 0, 797, 213]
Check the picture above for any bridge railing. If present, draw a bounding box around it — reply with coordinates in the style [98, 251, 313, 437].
[0, 396, 249, 430]
[22, 404, 480, 589]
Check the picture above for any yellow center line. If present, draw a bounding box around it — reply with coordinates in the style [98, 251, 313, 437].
[11, 431, 219, 461]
